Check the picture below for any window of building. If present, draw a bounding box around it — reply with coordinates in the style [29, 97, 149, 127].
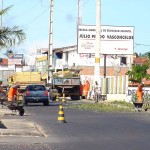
[56, 52, 62, 59]
[120, 57, 127, 66]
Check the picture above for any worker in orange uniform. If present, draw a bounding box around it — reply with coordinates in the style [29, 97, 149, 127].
[7, 84, 20, 103]
[136, 84, 144, 103]
[82, 80, 90, 99]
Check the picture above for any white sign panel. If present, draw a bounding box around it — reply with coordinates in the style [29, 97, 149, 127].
[8, 59, 22, 65]
[78, 25, 134, 54]
[126, 87, 150, 102]
[8, 54, 23, 59]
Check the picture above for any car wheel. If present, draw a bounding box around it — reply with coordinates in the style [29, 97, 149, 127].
[24, 100, 28, 106]
[43, 101, 49, 106]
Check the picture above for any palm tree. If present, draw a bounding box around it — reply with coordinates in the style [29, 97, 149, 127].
[0, 6, 25, 48]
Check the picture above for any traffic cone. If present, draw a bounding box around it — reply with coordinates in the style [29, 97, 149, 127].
[57, 104, 66, 123]
[62, 93, 66, 103]
[56, 94, 59, 102]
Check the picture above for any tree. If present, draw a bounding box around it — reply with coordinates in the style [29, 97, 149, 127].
[3, 49, 14, 57]
[126, 63, 150, 84]
[142, 52, 150, 60]
[0, 6, 26, 48]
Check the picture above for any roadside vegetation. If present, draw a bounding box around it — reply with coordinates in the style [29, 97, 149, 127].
[69, 101, 136, 112]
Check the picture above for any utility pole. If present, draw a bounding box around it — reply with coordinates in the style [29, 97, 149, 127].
[77, 0, 82, 56]
[47, 0, 53, 84]
[94, 0, 101, 86]
[77, 0, 82, 26]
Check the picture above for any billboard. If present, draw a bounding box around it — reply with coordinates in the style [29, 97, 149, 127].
[8, 53, 23, 65]
[8, 59, 22, 65]
[8, 54, 23, 59]
[78, 25, 134, 54]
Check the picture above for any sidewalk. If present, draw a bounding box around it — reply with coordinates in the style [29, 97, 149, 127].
[0, 106, 46, 137]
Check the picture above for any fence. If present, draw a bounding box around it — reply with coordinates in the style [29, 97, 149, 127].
[80, 75, 128, 95]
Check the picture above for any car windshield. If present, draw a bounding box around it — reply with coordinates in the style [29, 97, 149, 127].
[27, 85, 46, 91]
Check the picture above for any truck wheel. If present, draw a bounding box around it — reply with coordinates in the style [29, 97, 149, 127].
[70, 95, 76, 100]
[76, 96, 80, 100]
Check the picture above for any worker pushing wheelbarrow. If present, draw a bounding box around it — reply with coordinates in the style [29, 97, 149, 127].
[0, 83, 25, 116]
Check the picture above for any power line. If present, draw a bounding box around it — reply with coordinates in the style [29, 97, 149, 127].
[54, 0, 90, 14]
[135, 43, 150, 47]
[21, 7, 49, 27]
[14, 1, 41, 18]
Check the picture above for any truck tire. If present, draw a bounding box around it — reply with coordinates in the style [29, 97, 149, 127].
[70, 95, 78, 100]
[76, 96, 80, 100]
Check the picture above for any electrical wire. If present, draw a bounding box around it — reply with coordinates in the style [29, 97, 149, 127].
[13, 1, 41, 18]
[135, 43, 150, 47]
[54, 0, 90, 14]
[21, 7, 49, 27]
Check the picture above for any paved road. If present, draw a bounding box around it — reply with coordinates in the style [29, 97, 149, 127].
[0, 101, 150, 150]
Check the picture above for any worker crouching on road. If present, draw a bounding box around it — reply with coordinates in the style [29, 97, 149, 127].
[7, 84, 20, 103]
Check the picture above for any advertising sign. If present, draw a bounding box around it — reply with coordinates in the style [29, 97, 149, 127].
[8, 54, 23, 59]
[78, 25, 134, 55]
[126, 87, 150, 102]
[8, 59, 22, 65]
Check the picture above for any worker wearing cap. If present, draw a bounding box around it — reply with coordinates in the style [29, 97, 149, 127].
[7, 84, 20, 103]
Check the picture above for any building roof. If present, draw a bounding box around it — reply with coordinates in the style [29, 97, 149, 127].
[53, 45, 77, 53]
[0, 58, 8, 66]
[133, 57, 149, 65]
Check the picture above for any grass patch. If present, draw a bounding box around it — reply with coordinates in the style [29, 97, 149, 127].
[69, 101, 135, 112]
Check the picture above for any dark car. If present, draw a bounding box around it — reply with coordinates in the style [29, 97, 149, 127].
[23, 84, 49, 106]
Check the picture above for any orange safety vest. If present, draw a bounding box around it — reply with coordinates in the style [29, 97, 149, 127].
[82, 83, 90, 97]
[7, 87, 17, 101]
[136, 91, 144, 103]
[136, 84, 144, 103]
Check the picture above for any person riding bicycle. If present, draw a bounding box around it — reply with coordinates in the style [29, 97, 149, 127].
[7, 83, 20, 103]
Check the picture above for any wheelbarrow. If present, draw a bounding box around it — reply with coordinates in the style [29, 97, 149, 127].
[1, 94, 25, 116]
[133, 102, 143, 112]
[3, 100, 25, 116]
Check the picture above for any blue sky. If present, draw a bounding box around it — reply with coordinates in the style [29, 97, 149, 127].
[1, 0, 150, 57]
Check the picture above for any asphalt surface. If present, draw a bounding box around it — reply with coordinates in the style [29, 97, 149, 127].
[0, 106, 45, 137]
[1, 99, 150, 150]
[0, 99, 92, 137]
